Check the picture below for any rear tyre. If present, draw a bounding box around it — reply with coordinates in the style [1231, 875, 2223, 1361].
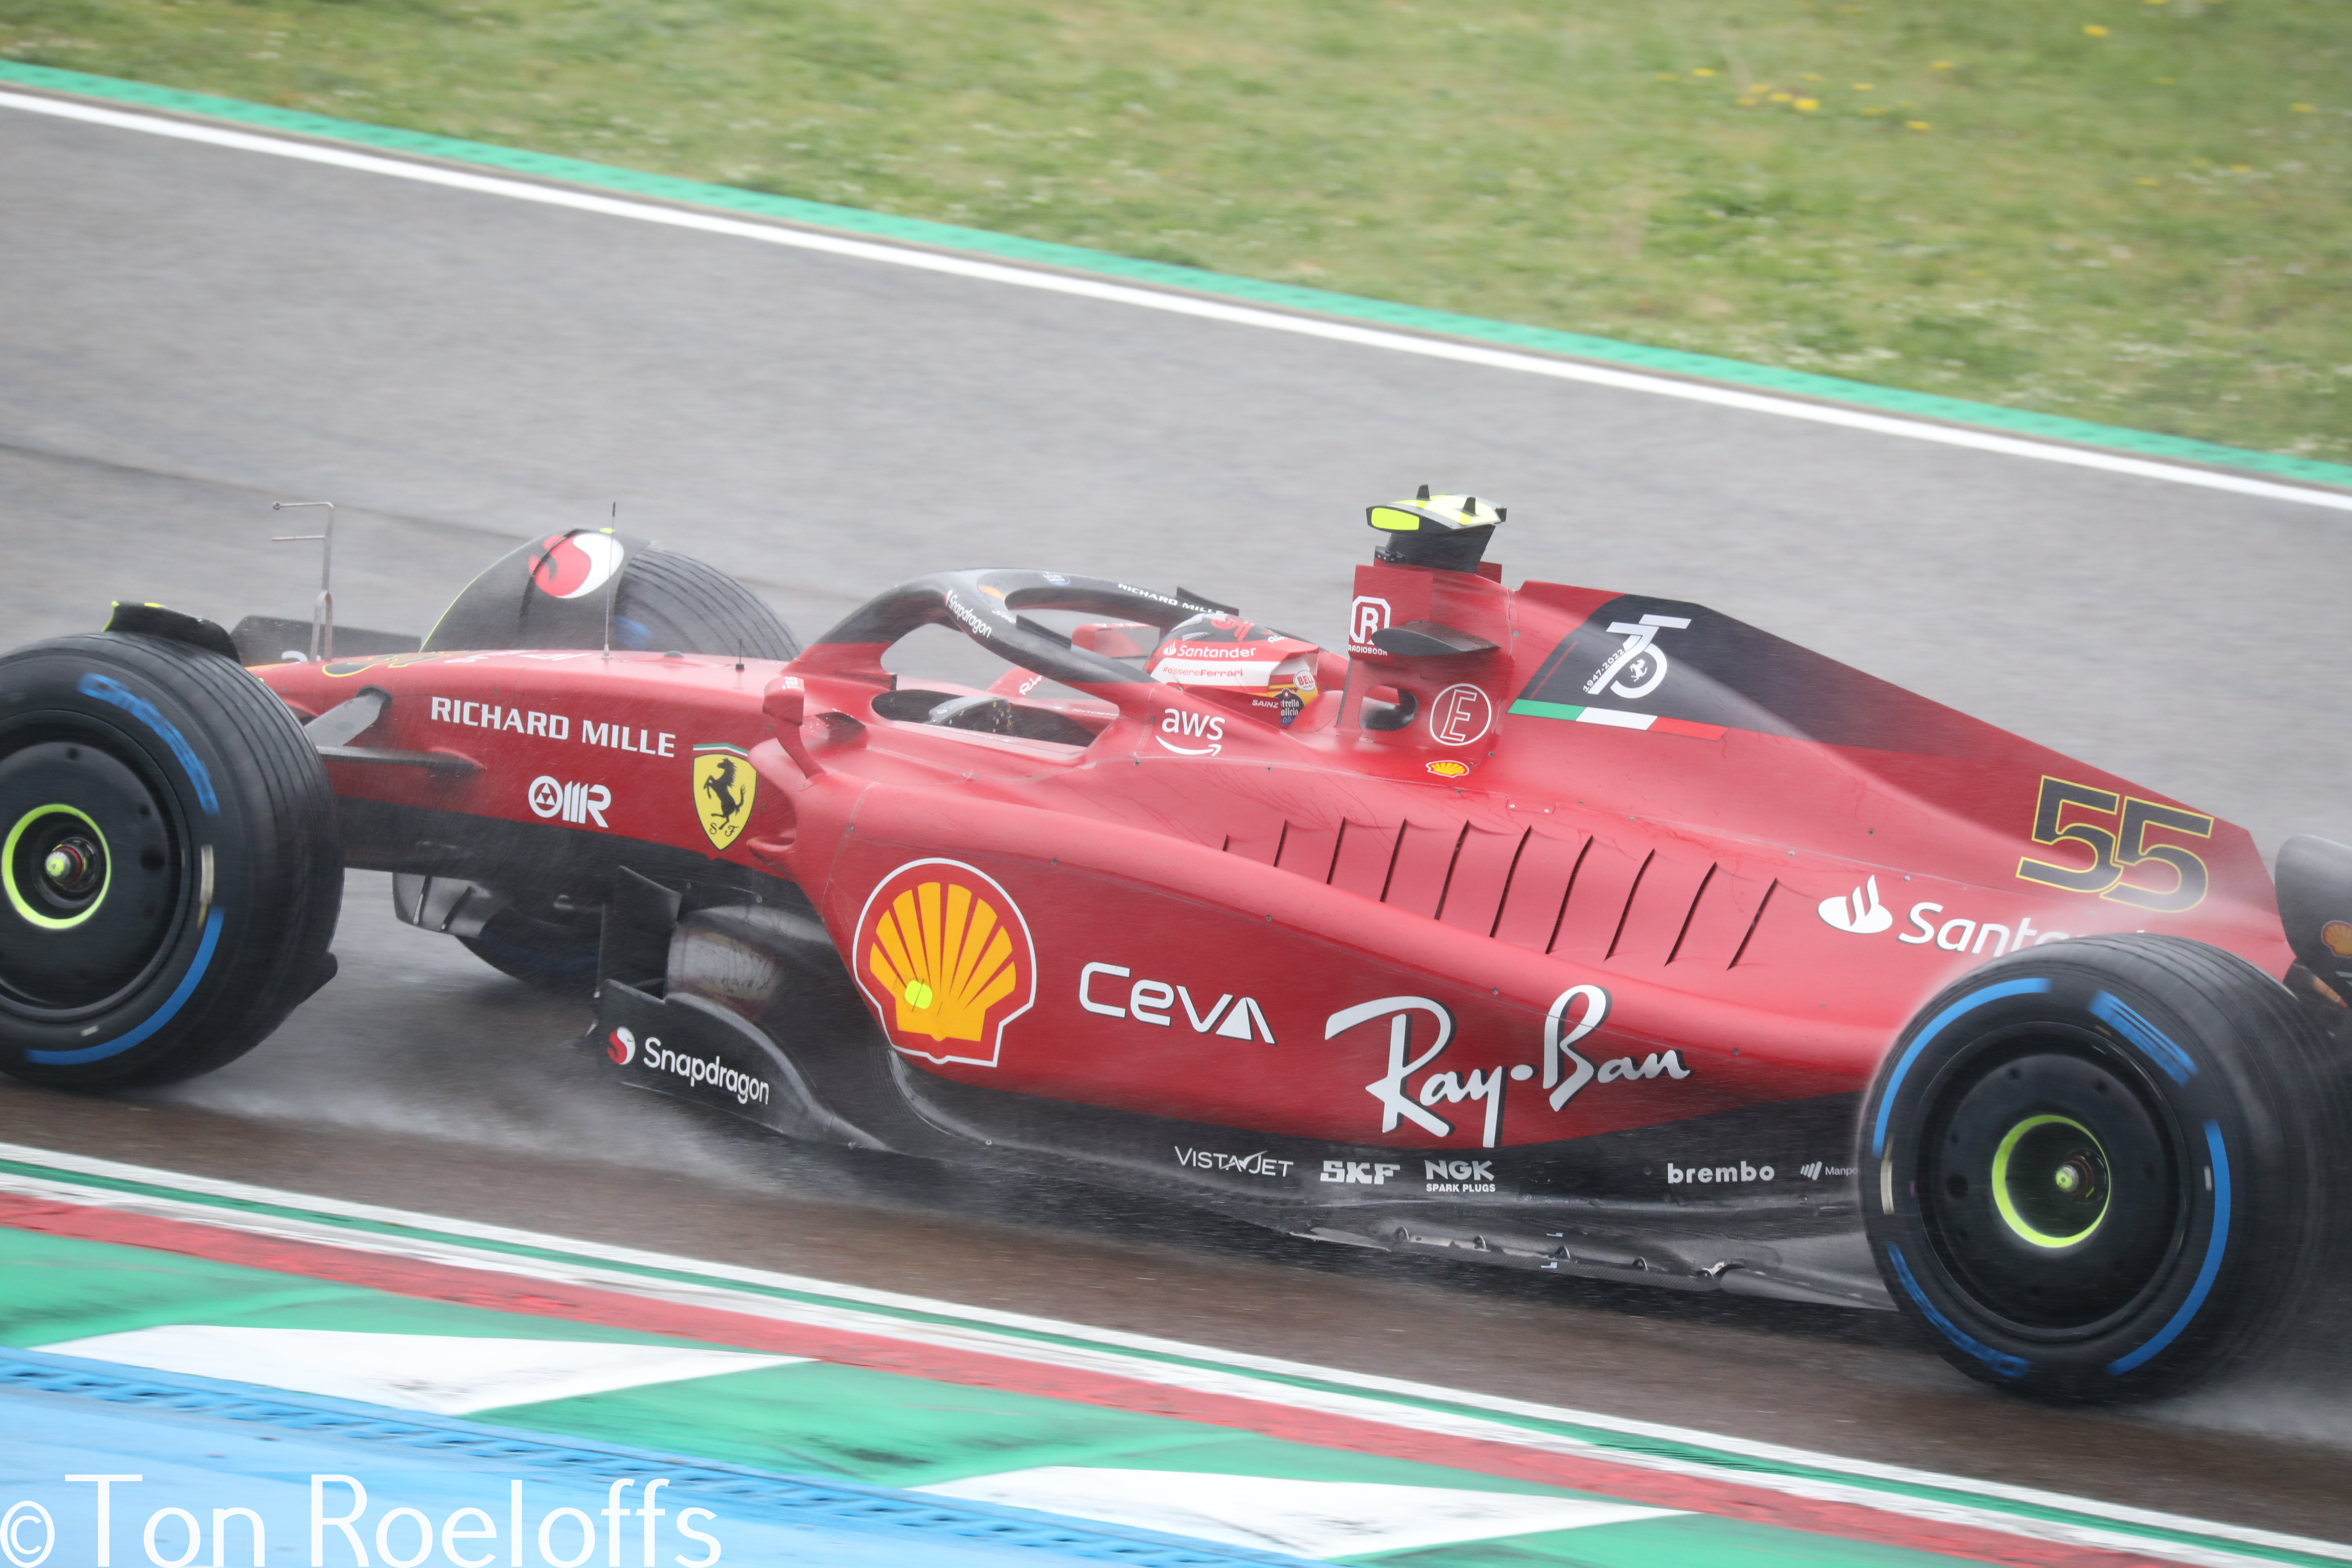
[1862, 934, 2344, 1402]
[603, 550, 800, 660]
[0, 634, 342, 1088]
[421, 540, 800, 660]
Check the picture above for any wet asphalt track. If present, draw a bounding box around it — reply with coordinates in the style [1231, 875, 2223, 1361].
[5, 86, 2352, 1545]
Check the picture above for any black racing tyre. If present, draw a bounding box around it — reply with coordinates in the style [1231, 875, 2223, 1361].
[605, 550, 800, 660]
[1861, 933, 2346, 1403]
[420, 542, 800, 661]
[457, 905, 601, 1000]
[0, 633, 342, 1088]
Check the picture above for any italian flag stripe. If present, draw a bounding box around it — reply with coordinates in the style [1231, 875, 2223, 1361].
[1507, 701, 1727, 740]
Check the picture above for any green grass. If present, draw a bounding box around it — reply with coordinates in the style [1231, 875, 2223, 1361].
[5, 0, 2347, 462]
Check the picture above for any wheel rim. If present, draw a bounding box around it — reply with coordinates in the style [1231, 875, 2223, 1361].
[0, 733, 186, 1016]
[4, 803, 112, 929]
[1920, 1035, 2184, 1333]
[1990, 1114, 2112, 1248]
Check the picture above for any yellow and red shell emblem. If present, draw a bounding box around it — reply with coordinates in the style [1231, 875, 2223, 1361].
[852, 859, 1036, 1067]
[2322, 919, 2352, 959]
[1425, 759, 1472, 779]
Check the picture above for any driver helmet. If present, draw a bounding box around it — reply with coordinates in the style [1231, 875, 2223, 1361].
[1146, 612, 1322, 726]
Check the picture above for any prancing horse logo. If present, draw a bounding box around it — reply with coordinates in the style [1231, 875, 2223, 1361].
[692, 745, 756, 850]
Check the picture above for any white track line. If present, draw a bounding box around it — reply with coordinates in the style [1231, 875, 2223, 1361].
[3, 86, 2348, 517]
[1, 1144, 2343, 1567]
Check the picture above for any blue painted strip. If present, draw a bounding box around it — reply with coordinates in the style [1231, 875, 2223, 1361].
[2089, 992, 2197, 1085]
[2108, 1121, 2233, 1377]
[0, 1350, 1318, 1568]
[27, 906, 222, 1064]
[76, 672, 219, 814]
[1885, 1246, 2029, 1379]
[1870, 978, 2052, 1158]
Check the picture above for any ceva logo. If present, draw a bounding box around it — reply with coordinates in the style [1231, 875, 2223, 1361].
[1818, 875, 1894, 934]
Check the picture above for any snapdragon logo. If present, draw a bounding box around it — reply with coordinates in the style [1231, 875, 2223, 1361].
[637, 1039, 770, 1107]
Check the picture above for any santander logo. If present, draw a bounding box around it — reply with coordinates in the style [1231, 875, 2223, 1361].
[1818, 876, 1895, 934]
[530, 532, 625, 600]
[607, 1026, 637, 1065]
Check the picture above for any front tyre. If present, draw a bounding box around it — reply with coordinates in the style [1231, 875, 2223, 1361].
[1862, 934, 2344, 1403]
[0, 634, 342, 1088]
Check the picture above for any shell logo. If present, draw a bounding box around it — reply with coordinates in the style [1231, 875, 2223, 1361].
[852, 859, 1037, 1067]
[529, 532, 625, 600]
[2323, 920, 2352, 958]
[1425, 758, 1472, 779]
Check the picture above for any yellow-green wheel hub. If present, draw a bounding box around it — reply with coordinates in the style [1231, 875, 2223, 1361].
[1992, 1113, 2111, 1248]
[3, 803, 111, 931]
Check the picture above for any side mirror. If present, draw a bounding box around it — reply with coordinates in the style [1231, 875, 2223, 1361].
[762, 677, 823, 777]
[1359, 685, 1418, 733]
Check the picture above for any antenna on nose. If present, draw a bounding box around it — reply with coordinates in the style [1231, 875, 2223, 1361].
[270, 500, 336, 660]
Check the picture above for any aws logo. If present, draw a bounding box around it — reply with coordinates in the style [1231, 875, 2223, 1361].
[853, 859, 1037, 1067]
[692, 743, 756, 850]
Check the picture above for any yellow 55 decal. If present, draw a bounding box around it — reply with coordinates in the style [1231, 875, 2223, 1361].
[2016, 776, 2213, 912]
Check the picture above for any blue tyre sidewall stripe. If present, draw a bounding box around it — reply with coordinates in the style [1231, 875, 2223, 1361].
[1870, 976, 2052, 1158]
[75, 671, 220, 815]
[25, 905, 224, 1064]
[10, 659, 233, 1068]
[1887, 1244, 2030, 1378]
[2106, 1120, 2233, 1377]
[1876, 967, 2237, 1384]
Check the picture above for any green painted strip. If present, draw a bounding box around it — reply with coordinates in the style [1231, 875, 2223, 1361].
[520, 1370, 1983, 1567]
[1363, 1515, 1983, 1568]
[0, 1226, 722, 1349]
[1508, 700, 1588, 722]
[2, 58, 2349, 498]
[5, 1154, 2340, 1568]
[502, 1362, 1576, 1496]
[0, 1228, 1888, 1567]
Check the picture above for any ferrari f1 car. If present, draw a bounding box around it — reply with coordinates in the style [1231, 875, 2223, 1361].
[4, 493, 2347, 1403]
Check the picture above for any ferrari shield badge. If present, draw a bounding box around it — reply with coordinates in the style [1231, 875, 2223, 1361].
[852, 858, 1037, 1068]
[692, 744, 756, 850]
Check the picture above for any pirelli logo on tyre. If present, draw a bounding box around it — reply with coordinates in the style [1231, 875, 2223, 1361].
[853, 858, 1037, 1068]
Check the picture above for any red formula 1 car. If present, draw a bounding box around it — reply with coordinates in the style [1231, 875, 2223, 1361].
[4, 494, 2348, 1402]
